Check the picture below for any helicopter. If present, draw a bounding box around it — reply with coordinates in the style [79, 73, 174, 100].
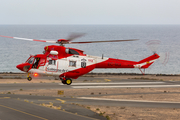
[0, 34, 160, 85]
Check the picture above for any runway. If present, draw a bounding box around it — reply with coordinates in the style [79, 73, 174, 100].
[0, 78, 180, 120]
[0, 79, 179, 91]
[0, 95, 103, 120]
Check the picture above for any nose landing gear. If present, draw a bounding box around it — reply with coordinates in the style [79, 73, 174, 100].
[27, 76, 32, 81]
[27, 73, 32, 81]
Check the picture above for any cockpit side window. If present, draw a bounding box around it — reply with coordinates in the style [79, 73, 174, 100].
[33, 57, 40, 68]
[27, 57, 34, 64]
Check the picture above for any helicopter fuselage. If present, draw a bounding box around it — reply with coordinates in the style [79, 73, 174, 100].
[16, 45, 160, 85]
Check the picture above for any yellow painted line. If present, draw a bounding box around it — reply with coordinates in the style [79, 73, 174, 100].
[3, 97, 10, 99]
[0, 97, 10, 99]
[56, 98, 66, 103]
[104, 79, 111, 82]
[0, 104, 48, 120]
[38, 100, 56, 101]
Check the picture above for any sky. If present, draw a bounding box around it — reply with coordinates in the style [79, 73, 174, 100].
[0, 0, 180, 25]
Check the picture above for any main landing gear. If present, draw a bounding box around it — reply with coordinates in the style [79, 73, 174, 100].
[60, 77, 72, 85]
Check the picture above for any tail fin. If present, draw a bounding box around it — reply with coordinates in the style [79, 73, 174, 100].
[134, 53, 160, 69]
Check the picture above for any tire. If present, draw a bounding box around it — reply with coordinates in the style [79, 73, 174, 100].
[27, 77, 32, 81]
[66, 79, 72, 85]
[62, 80, 66, 84]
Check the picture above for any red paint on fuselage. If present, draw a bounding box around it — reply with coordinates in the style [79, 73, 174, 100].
[44, 45, 85, 59]
[96, 58, 137, 68]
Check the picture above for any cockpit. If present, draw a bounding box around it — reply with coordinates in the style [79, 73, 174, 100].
[16, 55, 46, 72]
[26, 55, 46, 69]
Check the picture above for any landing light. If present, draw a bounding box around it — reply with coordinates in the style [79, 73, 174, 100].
[34, 73, 38, 77]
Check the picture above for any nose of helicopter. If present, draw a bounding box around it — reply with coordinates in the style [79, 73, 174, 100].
[16, 64, 24, 71]
[16, 63, 31, 72]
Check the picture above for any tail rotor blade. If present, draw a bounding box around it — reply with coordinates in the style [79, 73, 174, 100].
[146, 40, 161, 53]
[159, 52, 170, 66]
[146, 40, 169, 66]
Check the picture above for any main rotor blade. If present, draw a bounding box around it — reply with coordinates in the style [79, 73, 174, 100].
[0, 35, 57, 44]
[67, 33, 86, 41]
[0, 35, 138, 45]
[68, 39, 139, 44]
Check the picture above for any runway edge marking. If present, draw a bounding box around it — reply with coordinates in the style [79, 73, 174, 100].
[58, 82, 165, 86]
[77, 97, 180, 104]
[72, 84, 180, 89]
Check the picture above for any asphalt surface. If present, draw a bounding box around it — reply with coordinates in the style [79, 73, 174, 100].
[0, 79, 179, 91]
[1, 78, 180, 120]
[0, 97, 97, 120]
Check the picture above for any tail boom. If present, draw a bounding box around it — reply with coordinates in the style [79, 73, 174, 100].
[95, 53, 160, 69]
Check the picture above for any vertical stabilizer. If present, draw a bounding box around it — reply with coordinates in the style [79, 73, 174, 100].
[134, 53, 160, 69]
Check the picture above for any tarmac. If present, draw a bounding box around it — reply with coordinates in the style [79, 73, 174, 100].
[0, 75, 180, 120]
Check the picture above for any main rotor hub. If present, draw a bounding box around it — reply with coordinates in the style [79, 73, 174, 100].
[57, 39, 70, 46]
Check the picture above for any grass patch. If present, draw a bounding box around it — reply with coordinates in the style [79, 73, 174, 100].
[7, 92, 11, 94]
[96, 108, 100, 111]
[106, 115, 110, 120]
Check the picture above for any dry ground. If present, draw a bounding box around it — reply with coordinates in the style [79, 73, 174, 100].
[1, 74, 180, 120]
[94, 75, 180, 81]
[2, 87, 180, 120]
[83, 105, 180, 120]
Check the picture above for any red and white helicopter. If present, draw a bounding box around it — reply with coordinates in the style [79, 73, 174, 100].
[0, 34, 160, 85]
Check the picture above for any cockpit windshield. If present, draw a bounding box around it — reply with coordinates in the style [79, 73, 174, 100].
[27, 57, 34, 64]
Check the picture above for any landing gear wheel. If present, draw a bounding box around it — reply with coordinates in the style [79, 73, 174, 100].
[27, 77, 32, 81]
[62, 80, 66, 84]
[66, 79, 72, 85]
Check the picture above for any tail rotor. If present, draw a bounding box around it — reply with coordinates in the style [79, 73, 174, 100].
[146, 40, 161, 54]
[146, 40, 169, 66]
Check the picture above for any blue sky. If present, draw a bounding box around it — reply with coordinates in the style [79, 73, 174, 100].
[0, 0, 179, 24]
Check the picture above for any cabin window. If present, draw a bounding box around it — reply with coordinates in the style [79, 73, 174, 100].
[49, 60, 56, 65]
[69, 61, 76, 67]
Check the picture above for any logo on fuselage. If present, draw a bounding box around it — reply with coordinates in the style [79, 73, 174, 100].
[81, 58, 86, 68]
